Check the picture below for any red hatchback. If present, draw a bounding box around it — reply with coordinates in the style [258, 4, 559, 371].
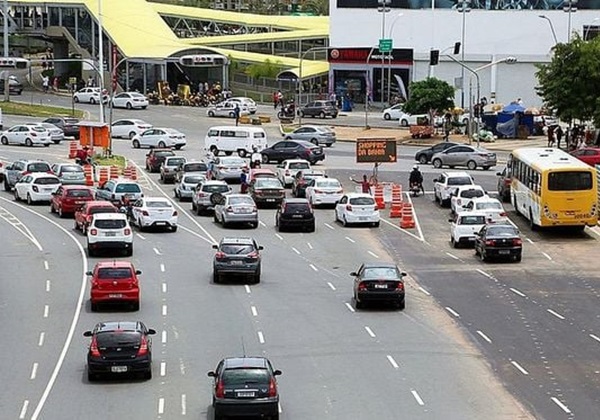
[570, 147, 600, 167]
[74, 200, 118, 234]
[88, 261, 141, 311]
[50, 185, 94, 217]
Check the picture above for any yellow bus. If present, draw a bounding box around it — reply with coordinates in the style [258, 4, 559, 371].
[508, 147, 597, 230]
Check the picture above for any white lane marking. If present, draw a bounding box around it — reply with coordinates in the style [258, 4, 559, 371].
[135, 233, 146, 240]
[275, 233, 283, 240]
[476, 330, 492, 344]
[158, 398, 165, 415]
[510, 287, 526, 297]
[181, 394, 187, 416]
[251, 306, 258, 317]
[324, 223, 335, 230]
[258, 331, 265, 344]
[542, 252, 553, 261]
[162, 330, 167, 344]
[30, 363, 38, 380]
[381, 217, 423, 242]
[327, 282, 336, 291]
[43, 261, 49, 270]
[162, 305, 168, 316]
[278, 402, 283, 413]
[38, 332, 45, 347]
[551, 397, 571, 414]
[476, 269, 493, 279]
[153, 247, 162, 255]
[445, 307, 460, 318]
[386, 355, 399, 369]
[445, 252, 459, 260]
[307, 242, 313, 249]
[245, 285, 251, 294]
[526, 238, 534, 244]
[368, 251, 379, 259]
[411, 390, 425, 406]
[43, 305, 49, 318]
[160, 263, 165, 272]
[547, 309, 565, 320]
[19, 400, 29, 419]
[404, 192, 426, 241]
[364, 326, 376, 338]
[309, 264, 318, 272]
[160, 362, 166, 377]
[45, 280, 50, 292]
[177, 225, 213, 245]
[511, 360, 529, 375]
[291, 247, 300, 255]
[162, 283, 167, 293]
[419, 286, 431, 296]
[344, 302, 355, 313]
[590, 334, 600, 343]
[259, 221, 266, 227]
[345, 236, 355, 243]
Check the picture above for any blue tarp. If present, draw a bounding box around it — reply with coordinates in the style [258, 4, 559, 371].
[481, 113, 534, 138]
[502, 103, 526, 114]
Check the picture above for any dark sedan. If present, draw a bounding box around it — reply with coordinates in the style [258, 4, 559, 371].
[261, 140, 325, 165]
[43, 116, 80, 139]
[351, 262, 406, 310]
[298, 100, 338, 119]
[249, 177, 285, 207]
[474, 223, 522, 262]
[414, 141, 458, 164]
[212, 237, 263, 284]
[276, 198, 315, 232]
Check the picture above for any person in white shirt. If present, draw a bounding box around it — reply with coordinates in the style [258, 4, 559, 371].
[250, 146, 262, 169]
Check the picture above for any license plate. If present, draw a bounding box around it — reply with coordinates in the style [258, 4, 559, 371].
[230, 260, 243, 265]
[105, 232, 116, 237]
[44, 188, 53, 192]
[359, 216, 368, 220]
[266, 198, 275, 202]
[292, 214, 303, 218]
[498, 250, 510, 255]
[374, 284, 388, 289]
[155, 221, 166, 225]
[75, 201, 84, 204]
[109, 294, 122, 298]
[111, 366, 128, 373]
[236, 391, 255, 397]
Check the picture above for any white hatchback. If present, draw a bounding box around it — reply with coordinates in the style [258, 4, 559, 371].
[335, 193, 380, 227]
[449, 212, 487, 248]
[450, 185, 487, 215]
[86, 213, 133, 257]
[112, 92, 149, 109]
[73, 87, 108, 104]
[463, 196, 508, 223]
[13, 172, 61, 204]
[0, 124, 52, 147]
[306, 177, 344, 207]
[111, 119, 153, 139]
[132, 128, 186, 150]
[129, 197, 178, 232]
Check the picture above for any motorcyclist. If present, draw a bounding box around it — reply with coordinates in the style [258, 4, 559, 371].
[76, 146, 91, 166]
[250, 146, 262, 169]
[409, 165, 424, 194]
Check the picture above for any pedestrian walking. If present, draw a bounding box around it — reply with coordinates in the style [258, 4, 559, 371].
[443, 113, 452, 142]
[547, 125, 555, 147]
[52, 76, 59, 92]
[234, 104, 241, 126]
[87, 75, 94, 87]
[555, 125, 563, 149]
[41, 75, 49, 93]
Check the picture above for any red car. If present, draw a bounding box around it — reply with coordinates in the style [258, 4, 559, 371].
[74, 200, 118, 234]
[50, 185, 94, 217]
[88, 260, 141, 311]
[570, 147, 600, 166]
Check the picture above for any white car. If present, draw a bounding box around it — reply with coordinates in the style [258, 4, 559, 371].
[228, 97, 258, 114]
[449, 212, 487, 248]
[276, 159, 311, 187]
[111, 119, 153, 139]
[0, 124, 52, 147]
[398, 112, 429, 127]
[86, 212, 133, 257]
[25, 122, 64, 144]
[111, 92, 149, 109]
[132, 128, 186, 150]
[73, 87, 108, 104]
[433, 171, 475, 207]
[129, 197, 178, 232]
[382, 103, 404, 120]
[206, 100, 250, 118]
[13, 172, 60, 204]
[450, 185, 487, 215]
[306, 177, 344, 207]
[463, 196, 508, 223]
[191, 180, 232, 214]
[174, 172, 206, 201]
[335, 193, 380, 227]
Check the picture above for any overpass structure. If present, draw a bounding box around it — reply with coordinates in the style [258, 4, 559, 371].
[3, 0, 329, 92]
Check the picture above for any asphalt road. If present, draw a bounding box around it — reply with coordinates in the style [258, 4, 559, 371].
[1, 95, 597, 419]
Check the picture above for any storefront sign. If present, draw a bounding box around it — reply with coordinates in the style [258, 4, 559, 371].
[356, 138, 397, 163]
[328, 48, 413, 65]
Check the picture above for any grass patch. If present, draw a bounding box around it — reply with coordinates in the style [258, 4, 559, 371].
[94, 154, 126, 168]
[0, 101, 85, 118]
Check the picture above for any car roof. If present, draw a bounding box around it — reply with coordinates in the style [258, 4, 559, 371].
[222, 357, 269, 369]
[220, 237, 255, 245]
[455, 184, 484, 190]
[226, 193, 254, 199]
[345, 192, 375, 198]
[61, 185, 92, 191]
[202, 180, 228, 185]
[470, 196, 500, 202]
[91, 212, 127, 220]
[283, 159, 310, 164]
[94, 260, 134, 269]
[28, 173, 58, 179]
[95, 321, 142, 333]
[143, 197, 171, 203]
[208, 125, 265, 132]
[85, 200, 116, 207]
[362, 262, 398, 269]
[443, 171, 472, 178]
[283, 198, 310, 203]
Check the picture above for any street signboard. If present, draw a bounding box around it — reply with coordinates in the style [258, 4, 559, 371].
[356, 138, 397, 163]
[379, 38, 393, 53]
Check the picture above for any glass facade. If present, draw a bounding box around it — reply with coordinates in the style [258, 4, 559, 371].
[337, 0, 600, 9]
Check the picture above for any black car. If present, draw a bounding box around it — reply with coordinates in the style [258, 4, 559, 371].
[249, 177, 285, 207]
[208, 357, 282, 420]
[43, 117, 80, 139]
[292, 170, 326, 198]
[496, 166, 511, 202]
[276, 198, 315, 232]
[0, 76, 23, 95]
[474, 223, 522, 262]
[213, 237, 263, 283]
[414, 141, 458, 164]
[351, 262, 406, 310]
[145, 148, 176, 172]
[298, 100, 338, 119]
[83, 321, 156, 381]
[261, 140, 325, 165]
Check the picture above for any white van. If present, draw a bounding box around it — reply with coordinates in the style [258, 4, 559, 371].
[205, 126, 268, 157]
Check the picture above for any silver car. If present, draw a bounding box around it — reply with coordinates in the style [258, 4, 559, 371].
[212, 156, 248, 182]
[284, 125, 336, 147]
[431, 145, 497, 170]
[191, 180, 232, 215]
[213, 194, 258, 228]
[174, 173, 206, 201]
[51, 163, 86, 185]
[26, 123, 64, 144]
[160, 156, 187, 184]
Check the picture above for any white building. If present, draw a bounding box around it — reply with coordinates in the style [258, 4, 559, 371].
[329, 0, 600, 108]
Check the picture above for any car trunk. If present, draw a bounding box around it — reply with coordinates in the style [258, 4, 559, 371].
[96, 332, 141, 359]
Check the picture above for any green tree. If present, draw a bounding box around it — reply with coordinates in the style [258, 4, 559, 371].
[536, 35, 600, 125]
[402, 77, 455, 125]
[302, 0, 329, 15]
[244, 59, 283, 85]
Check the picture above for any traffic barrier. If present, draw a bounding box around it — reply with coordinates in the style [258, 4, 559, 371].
[98, 167, 109, 186]
[127, 165, 138, 180]
[373, 184, 385, 210]
[83, 164, 94, 187]
[400, 202, 416, 229]
[389, 184, 403, 218]
[122, 167, 132, 179]
[68, 141, 78, 159]
[109, 165, 120, 179]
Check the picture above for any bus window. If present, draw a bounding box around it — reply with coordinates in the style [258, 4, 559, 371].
[548, 171, 593, 191]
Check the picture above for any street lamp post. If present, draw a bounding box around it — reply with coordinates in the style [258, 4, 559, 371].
[386, 13, 403, 102]
[97, 0, 105, 124]
[298, 46, 329, 125]
[457, 0, 471, 109]
[539, 15, 559, 44]
[377, 0, 391, 107]
[3, 0, 9, 102]
[564, 0, 578, 42]
[365, 46, 377, 129]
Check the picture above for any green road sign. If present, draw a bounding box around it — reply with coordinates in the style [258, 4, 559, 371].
[379, 38, 393, 53]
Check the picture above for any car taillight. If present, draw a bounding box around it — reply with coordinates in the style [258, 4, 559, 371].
[500, 212, 507, 217]
[32, 185, 39, 192]
[346, 204, 353, 211]
[90, 228, 98, 235]
[248, 251, 259, 259]
[22, 171, 31, 176]
[91, 280, 99, 289]
[285, 170, 290, 176]
[396, 282, 405, 291]
[485, 239, 496, 246]
[513, 238, 522, 245]
[89, 336, 101, 357]
[268, 378, 277, 397]
[315, 189, 324, 194]
[198, 192, 207, 197]
[215, 380, 225, 398]
[142, 210, 149, 216]
[226, 206, 234, 213]
[173, 210, 178, 216]
[215, 251, 226, 260]
[358, 282, 368, 291]
[124, 228, 131, 235]
[31, 132, 37, 137]
[137, 336, 148, 356]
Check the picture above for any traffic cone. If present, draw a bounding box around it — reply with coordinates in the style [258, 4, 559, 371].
[123, 167, 132, 179]
[389, 184, 403, 218]
[374, 184, 385, 210]
[68, 141, 78, 159]
[400, 202, 416, 229]
[98, 167, 109, 186]
[83, 164, 94, 186]
[127, 166, 138, 180]
[109, 165, 120, 179]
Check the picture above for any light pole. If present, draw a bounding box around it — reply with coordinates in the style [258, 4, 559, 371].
[365, 46, 377, 129]
[386, 13, 403, 102]
[457, 0, 471, 109]
[3, 0, 9, 102]
[583, 17, 599, 41]
[377, 0, 390, 107]
[564, 0, 578, 42]
[298, 46, 329, 125]
[97, 0, 105, 124]
[539, 15, 558, 44]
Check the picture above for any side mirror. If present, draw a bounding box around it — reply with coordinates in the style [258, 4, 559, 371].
[350, 271, 358, 277]
[273, 369, 282, 376]
[258, 245, 264, 250]
[207, 371, 216, 377]
[85, 271, 93, 276]
[135, 270, 142, 275]
[496, 172, 502, 176]
[448, 218, 454, 223]
[212, 244, 218, 249]
[83, 331, 93, 337]
[401, 272, 407, 277]
[147, 329, 156, 335]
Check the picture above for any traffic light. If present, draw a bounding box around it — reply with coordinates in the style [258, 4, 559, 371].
[429, 50, 440, 66]
[453, 42, 461, 55]
[179, 54, 228, 67]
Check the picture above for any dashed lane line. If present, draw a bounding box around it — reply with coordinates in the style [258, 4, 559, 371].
[160, 263, 165, 272]
[43, 261, 49, 270]
[550, 397, 572, 414]
[386, 355, 399, 369]
[542, 252, 553, 261]
[19, 400, 29, 419]
[364, 326, 376, 338]
[476, 330, 492, 344]
[511, 360, 529, 375]
[445, 252, 459, 260]
[327, 282, 336, 291]
[161, 331, 167, 344]
[368, 251, 379, 259]
[162, 283, 167, 293]
[30, 363, 38, 380]
[344, 302, 355, 313]
[345, 236, 355, 243]
[309, 264, 318, 272]
[510, 287, 526, 297]
[43, 305, 49, 318]
[257, 331, 265, 344]
[181, 394, 187, 416]
[419, 286, 431, 296]
[45, 281, 50, 292]
[324, 223, 335, 230]
[275, 233, 283, 240]
[251, 306, 258, 317]
[160, 362, 166, 377]
[153, 247, 162, 255]
[411, 390, 425, 406]
[245, 285, 251, 294]
[307, 242, 313, 249]
[162, 305, 168, 316]
[476, 269, 493, 279]
[590, 334, 600, 343]
[547, 309, 565, 320]
[291, 247, 300, 255]
[445, 307, 460, 318]
[158, 398, 165, 415]
[38, 332, 45, 347]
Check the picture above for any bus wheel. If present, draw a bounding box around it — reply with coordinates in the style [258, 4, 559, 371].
[529, 209, 538, 231]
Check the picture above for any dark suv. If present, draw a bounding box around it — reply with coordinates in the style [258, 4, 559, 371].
[261, 140, 324, 165]
[208, 357, 282, 420]
[43, 117, 80, 139]
[299, 100, 338, 119]
[1, 159, 52, 191]
[213, 237, 263, 284]
[83, 321, 156, 381]
[145, 148, 175, 172]
[276, 198, 315, 232]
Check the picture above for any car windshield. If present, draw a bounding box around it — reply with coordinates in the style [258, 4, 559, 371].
[461, 215, 486, 225]
[155, 151, 175, 157]
[548, 171, 593, 191]
[97, 268, 133, 279]
[96, 331, 140, 347]
[94, 219, 126, 229]
[222, 369, 269, 386]
[34, 177, 59, 185]
[289, 162, 310, 170]
[362, 267, 399, 279]
[316, 180, 341, 188]
[460, 189, 484, 198]
[487, 225, 519, 236]
[349, 197, 375, 205]
[146, 201, 171, 208]
[448, 177, 473, 186]
[203, 184, 229, 193]
[28, 163, 51, 172]
[67, 189, 92, 197]
[32, 127, 46, 133]
[64, 118, 79, 124]
[256, 179, 281, 188]
[220, 244, 255, 254]
[90, 206, 116, 214]
[115, 184, 141, 193]
[284, 203, 310, 212]
[184, 175, 205, 184]
[228, 196, 254, 205]
[184, 163, 207, 172]
[475, 202, 502, 210]
[60, 165, 83, 173]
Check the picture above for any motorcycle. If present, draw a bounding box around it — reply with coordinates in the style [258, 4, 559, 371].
[410, 182, 424, 197]
[277, 103, 296, 119]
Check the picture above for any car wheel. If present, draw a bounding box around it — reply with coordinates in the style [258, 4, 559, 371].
[27, 194, 33, 205]
[126, 102, 133, 110]
[261, 154, 269, 164]
[400, 119, 408, 127]
[418, 154, 428, 164]
[238, 149, 247, 158]
[373, 221, 380, 227]
[307, 222, 315, 233]
[128, 131, 137, 139]
[310, 138, 319, 145]
[58, 206, 65, 218]
[125, 247, 133, 257]
[451, 237, 459, 248]
[0, 136, 7, 145]
[529, 209, 538, 231]
[229, 112, 236, 118]
[254, 273, 261, 284]
[208, 110, 215, 117]
[384, 113, 391, 120]
[515, 254, 522, 263]
[467, 160, 477, 170]
[213, 271, 220, 284]
[158, 141, 166, 148]
[210, 146, 219, 156]
[132, 301, 140, 311]
[482, 166, 490, 171]
[90, 302, 98, 312]
[319, 111, 326, 119]
[299, 110, 305, 117]
[432, 159, 443, 169]
[132, 139, 140, 148]
[143, 369, 152, 380]
[398, 300, 406, 310]
[171, 226, 178, 232]
[251, 222, 258, 229]
[73, 96, 80, 103]
[87, 246, 95, 257]
[25, 138, 33, 147]
[354, 296, 364, 310]
[90, 98, 96, 104]
[87, 371, 97, 382]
